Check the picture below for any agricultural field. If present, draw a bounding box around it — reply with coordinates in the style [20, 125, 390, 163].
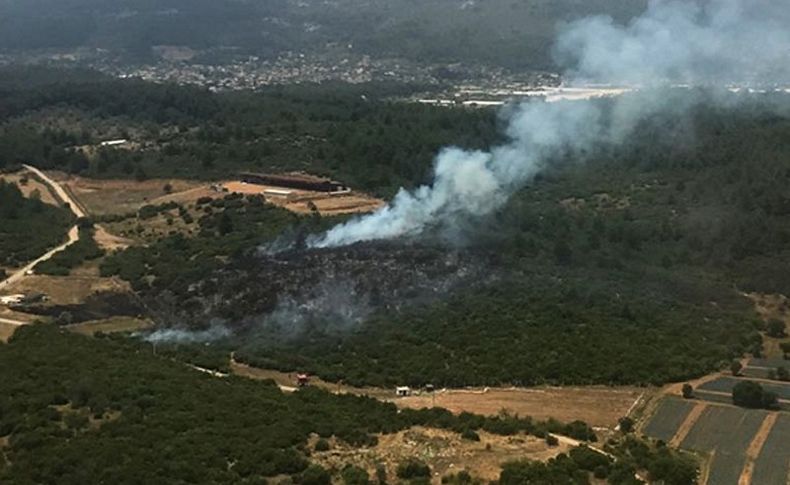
[697, 376, 790, 401]
[641, 397, 695, 442]
[682, 406, 768, 485]
[643, 397, 789, 485]
[751, 414, 790, 485]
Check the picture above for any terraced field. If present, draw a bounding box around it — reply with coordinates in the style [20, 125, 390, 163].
[697, 376, 790, 401]
[681, 406, 768, 485]
[642, 397, 695, 442]
[752, 414, 790, 485]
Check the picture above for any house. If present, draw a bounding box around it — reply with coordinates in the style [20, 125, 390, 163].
[0, 294, 25, 306]
[395, 386, 412, 397]
[296, 373, 310, 387]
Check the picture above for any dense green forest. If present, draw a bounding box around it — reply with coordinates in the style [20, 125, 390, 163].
[4, 69, 790, 389]
[0, 69, 497, 197]
[0, 325, 608, 483]
[0, 0, 646, 69]
[0, 180, 73, 269]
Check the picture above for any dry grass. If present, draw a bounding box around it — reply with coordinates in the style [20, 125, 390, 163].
[54, 174, 206, 215]
[224, 181, 385, 216]
[7, 274, 129, 306]
[0, 172, 60, 205]
[394, 387, 645, 429]
[310, 426, 569, 483]
[744, 292, 790, 358]
[230, 359, 646, 429]
[0, 322, 18, 342]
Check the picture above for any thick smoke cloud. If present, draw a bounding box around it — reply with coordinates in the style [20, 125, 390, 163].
[308, 0, 790, 249]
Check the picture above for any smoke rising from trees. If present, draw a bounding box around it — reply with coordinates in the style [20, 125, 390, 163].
[308, 0, 790, 249]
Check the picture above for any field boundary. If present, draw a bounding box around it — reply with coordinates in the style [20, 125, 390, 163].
[670, 402, 707, 448]
[737, 412, 778, 485]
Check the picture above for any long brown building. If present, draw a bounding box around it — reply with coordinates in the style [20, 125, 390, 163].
[239, 172, 348, 193]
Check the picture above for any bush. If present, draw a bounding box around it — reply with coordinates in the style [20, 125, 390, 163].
[342, 465, 370, 485]
[460, 429, 480, 441]
[766, 319, 787, 338]
[301, 465, 331, 485]
[314, 438, 330, 452]
[732, 381, 779, 409]
[682, 383, 694, 399]
[618, 416, 634, 433]
[396, 459, 431, 480]
[545, 435, 559, 447]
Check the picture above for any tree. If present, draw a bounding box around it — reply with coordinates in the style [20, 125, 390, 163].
[732, 381, 779, 409]
[218, 212, 233, 235]
[397, 459, 431, 479]
[682, 383, 694, 399]
[781, 342, 790, 359]
[342, 465, 370, 485]
[163, 183, 173, 194]
[776, 366, 789, 382]
[766, 319, 787, 338]
[618, 416, 634, 433]
[730, 360, 742, 376]
[302, 465, 331, 485]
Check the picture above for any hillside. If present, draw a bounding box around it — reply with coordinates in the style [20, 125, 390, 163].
[0, 0, 647, 70]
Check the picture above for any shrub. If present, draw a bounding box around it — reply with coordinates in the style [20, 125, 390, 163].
[732, 381, 779, 409]
[460, 429, 480, 441]
[618, 416, 634, 433]
[342, 465, 370, 485]
[301, 465, 331, 485]
[682, 383, 694, 399]
[314, 438, 330, 452]
[545, 435, 559, 447]
[396, 459, 431, 479]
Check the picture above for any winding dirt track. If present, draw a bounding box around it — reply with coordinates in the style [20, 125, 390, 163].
[0, 165, 85, 295]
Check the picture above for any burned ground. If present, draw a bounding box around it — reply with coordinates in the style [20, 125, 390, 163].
[149, 241, 498, 337]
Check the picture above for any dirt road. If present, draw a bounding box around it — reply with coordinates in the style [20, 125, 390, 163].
[0, 165, 86, 292]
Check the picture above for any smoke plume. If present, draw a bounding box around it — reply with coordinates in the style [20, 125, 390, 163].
[308, 0, 790, 249]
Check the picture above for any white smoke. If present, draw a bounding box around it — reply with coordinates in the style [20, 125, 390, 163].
[308, 0, 790, 249]
[143, 324, 232, 344]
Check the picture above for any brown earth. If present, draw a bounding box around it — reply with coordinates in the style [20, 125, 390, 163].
[230, 358, 645, 429]
[396, 387, 644, 429]
[54, 174, 206, 215]
[0, 322, 18, 342]
[94, 225, 134, 252]
[7, 274, 130, 306]
[223, 181, 385, 216]
[310, 426, 570, 483]
[0, 172, 59, 205]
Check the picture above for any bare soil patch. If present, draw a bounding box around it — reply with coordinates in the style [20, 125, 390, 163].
[396, 387, 644, 429]
[224, 181, 385, 216]
[7, 274, 130, 306]
[0, 322, 18, 342]
[54, 174, 206, 215]
[230, 359, 644, 429]
[310, 426, 569, 483]
[0, 171, 59, 205]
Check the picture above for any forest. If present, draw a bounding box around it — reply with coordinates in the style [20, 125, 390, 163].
[0, 180, 72, 268]
[0, 324, 614, 484]
[4, 68, 790, 389]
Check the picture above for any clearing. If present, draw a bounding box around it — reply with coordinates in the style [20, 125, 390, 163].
[67, 316, 153, 336]
[230, 358, 645, 429]
[223, 180, 385, 216]
[310, 426, 570, 483]
[744, 292, 790, 359]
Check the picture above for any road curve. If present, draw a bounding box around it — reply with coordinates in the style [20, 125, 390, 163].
[0, 165, 85, 291]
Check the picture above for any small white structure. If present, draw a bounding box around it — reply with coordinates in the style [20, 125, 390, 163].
[0, 294, 25, 306]
[99, 139, 129, 147]
[395, 386, 412, 397]
[263, 188, 294, 200]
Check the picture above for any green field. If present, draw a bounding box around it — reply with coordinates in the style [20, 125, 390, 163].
[642, 398, 695, 443]
[752, 414, 790, 485]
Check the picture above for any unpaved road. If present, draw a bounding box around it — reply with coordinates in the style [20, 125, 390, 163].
[0, 165, 85, 293]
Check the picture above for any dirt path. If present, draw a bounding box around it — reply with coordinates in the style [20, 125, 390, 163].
[0, 225, 79, 291]
[737, 412, 778, 485]
[669, 402, 708, 448]
[23, 165, 86, 218]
